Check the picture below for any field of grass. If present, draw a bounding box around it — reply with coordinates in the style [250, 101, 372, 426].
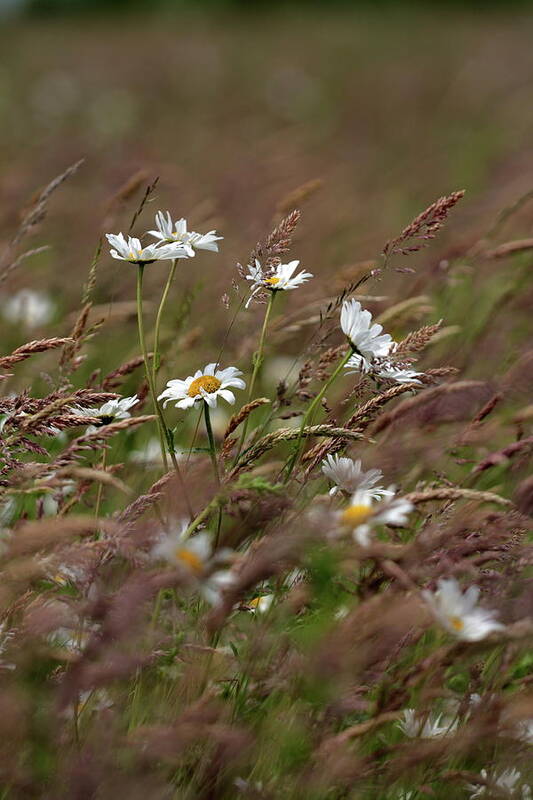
[0, 7, 531, 799]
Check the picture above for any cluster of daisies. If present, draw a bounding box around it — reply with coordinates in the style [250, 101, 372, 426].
[101, 211, 509, 646]
[106, 211, 222, 265]
[320, 453, 505, 641]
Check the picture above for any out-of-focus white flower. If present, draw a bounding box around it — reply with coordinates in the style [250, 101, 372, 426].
[106, 232, 188, 264]
[339, 491, 413, 547]
[158, 363, 245, 410]
[3, 289, 54, 329]
[338, 488, 376, 545]
[0, 498, 16, 527]
[468, 768, 531, 799]
[399, 708, 457, 739]
[247, 594, 274, 614]
[340, 299, 393, 366]
[284, 568, 306, 588]
[153, 521, 211, 575]
[0, 623, 15, 672]
[42, 480, 76, 517]
[375, 363, 424, 384]
[347, 353, 424, 386]
[370, 496, 413, 528]
[321, 454, 393, 500]
[130, 437, 166, 466]
[514, 719, 533, 745]
[234, 777, 264, 794]
[48, 624, 94, 656]
[73, 395, 138, 430]
[152, 520, 235, 606]
[245, 258, 313, 307]
[422, 578, 505, 641]
[148, 211, 222, 253]
[62, 689, 113, 720]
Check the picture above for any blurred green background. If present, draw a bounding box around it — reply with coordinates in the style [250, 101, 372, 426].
[1, 0, 533, 383]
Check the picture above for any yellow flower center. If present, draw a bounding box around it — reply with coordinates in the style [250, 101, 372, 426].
[187, 375, 222, 398]
[248, 597, 262, 608]
[341, 504, 373, 527]
[264, 276, 280, 286]
[449, 616, 465, 632]
[174, 547, 204, 575]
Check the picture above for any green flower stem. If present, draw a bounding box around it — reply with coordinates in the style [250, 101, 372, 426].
[234, 291, 276, 464]
[152, 258, 177, 391]
[283, 348, 352, 482]
[203, 401, 220, 487]
[181, 493, 225, 541]
[136, 265, 193, 516]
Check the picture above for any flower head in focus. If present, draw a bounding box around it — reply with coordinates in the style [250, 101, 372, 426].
[340, 299, 393, 365]
[468, 768, 531, 799]
[422, 577, 505, 641]
[158, 363, 245, 410]
[148, 211, 222, 253]
[3, 289, 54, 329]
[245, 259, 313, 307]
[321, 454, 393, 499]
[106, 232, 189, 264]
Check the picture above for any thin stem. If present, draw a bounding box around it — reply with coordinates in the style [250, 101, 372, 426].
[284, 349, 352, 482]
[234, 291, 276, 463]
[136, 265, 193, 517]
[136, 264, 168, 464]
[152, 258, 177, 391]
[203, 401, 220, 487]
[94, 448, 106, 519]
[181, 493, 224, 541]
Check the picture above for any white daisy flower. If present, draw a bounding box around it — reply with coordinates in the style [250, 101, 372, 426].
[376, 363, 424, 385]
[73, 395, 138, 427]
[339, 490, 413, 547]
[468, 768, 531, 799]
[399, 708, 457, 739]
[371, 496, 413, 528]
[340, 299, 394, 366]
[158, 363, 245, 410]
[200, 570, 237, 607]
[148, 211, 222, 253]
[130, 437, 166, 466]
[106, 232, 189, 264]
[321, 454, 393, 499]
[3, 289, 54, 329]
[153, 521, 212, 575]
[346, 353, 424, 385]
[422, 578, 505, 641]
[245, 258, 313, 307]
[247, 594, 274, 614]
[514, 719, 533, 745]
[152, 521, 235, 606]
